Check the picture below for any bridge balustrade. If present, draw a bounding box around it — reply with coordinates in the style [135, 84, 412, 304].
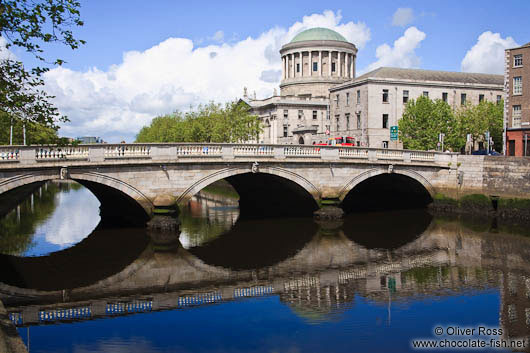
[106, 299, 153, 315]
[0, 147, 19, 161]
[105, 144, 151, 158]
[234, 285, 275, 298]
[177, 291, 222, 307]
[35, 146, 90, 160]
[0, 143, 448, 166]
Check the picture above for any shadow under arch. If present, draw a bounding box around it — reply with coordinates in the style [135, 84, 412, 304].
[342, 209, 433, 250]
[188, 218, 318, 270]
[0, 227, 150, 291]
[178, 167, 320, 218]
[340, 168, 434, 213]
[0, 170, 152, 226]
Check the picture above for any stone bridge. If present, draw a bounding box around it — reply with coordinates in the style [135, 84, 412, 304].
[1, 143, 529, 223]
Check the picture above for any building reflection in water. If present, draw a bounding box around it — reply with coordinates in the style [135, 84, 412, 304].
[2, 185, 530, 351]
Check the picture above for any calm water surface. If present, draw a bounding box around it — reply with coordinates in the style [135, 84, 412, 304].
[1, 182, 529, 353]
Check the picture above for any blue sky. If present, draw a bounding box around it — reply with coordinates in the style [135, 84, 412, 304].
[8, 0, 530, 142]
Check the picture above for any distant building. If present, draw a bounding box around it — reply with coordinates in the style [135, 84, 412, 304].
[505, 42, 530, 156]
[76, 136, 103, 144]
[330, 68, 503, 149]
[244, 27, 504, 148]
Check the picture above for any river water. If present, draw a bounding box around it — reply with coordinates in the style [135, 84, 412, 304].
[1, 181, 530, 352]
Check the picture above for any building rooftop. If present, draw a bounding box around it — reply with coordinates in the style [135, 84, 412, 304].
[290, 28, 348, 44]
[353, 67, 503, 86]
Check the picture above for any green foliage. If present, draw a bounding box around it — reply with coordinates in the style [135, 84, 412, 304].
[455, 100, 503, 152]
[460, 194, 492, 208]
[0, 111, 58, 144]
[433, 193, 458, 206]
[399, 96, 504, 152]
[136, 101, 262, 143]
[398, 96, 456, 151]
[0, 0, 85, 132]
[498, 197, 530, 210]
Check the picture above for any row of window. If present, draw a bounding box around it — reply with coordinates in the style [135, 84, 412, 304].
[336, 89, 502, 106]
[294, 62, 338, 73]
[334, 113, 363, 131]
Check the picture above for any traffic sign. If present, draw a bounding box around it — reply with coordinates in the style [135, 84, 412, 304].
[390, 126, 398, 141]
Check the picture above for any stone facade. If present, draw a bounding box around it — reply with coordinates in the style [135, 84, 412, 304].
[330, 68, 504, 149]
[505, 42, 530, 156]
[246, 27, 505, 148]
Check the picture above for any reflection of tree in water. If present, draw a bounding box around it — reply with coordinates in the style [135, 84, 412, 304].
[0, 181, 81, 255]
[179, 190, 239, 248]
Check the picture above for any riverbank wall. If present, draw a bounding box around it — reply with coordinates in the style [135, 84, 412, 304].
[0, 300, 28, 353]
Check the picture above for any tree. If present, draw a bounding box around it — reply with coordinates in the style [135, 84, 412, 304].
[0, 0, 85, 140]
[136, 101, 263, 143]
[0, 111, 58, 144]
[398, 96, 456, 151]
[454, 100, 503, 152]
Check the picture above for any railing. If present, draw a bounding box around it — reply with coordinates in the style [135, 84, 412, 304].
[411, 151, 436, 162]
[376, 149, 403, 160]
[234, 145, 274, 156]
[0, 147, 19, 161]
[0, 143, 447, 166]
[105, 145, 150, 158]
[39, 306, 91, 322]
[339, 148, 368, 158]
[284, 145, 321, 157]
[35, 146, 89, 160]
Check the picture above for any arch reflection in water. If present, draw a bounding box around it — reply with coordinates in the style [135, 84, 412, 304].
[0, 181, 101, 257]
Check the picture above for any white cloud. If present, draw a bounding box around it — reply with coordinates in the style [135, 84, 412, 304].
[0, 37, 16, 60]
[461, 31, 518, 74]
[211, 30, 224, 43]
[44, 10, 370, 142]
[392, 8, 414, 27]
[362, 27, 426, 73]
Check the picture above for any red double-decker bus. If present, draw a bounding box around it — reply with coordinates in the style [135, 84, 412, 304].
[327, 136, 356, 146]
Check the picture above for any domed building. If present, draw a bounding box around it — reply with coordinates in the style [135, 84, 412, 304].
[243, 27, 356, 145]
[244, 27, 504, 148]
[280, 28, 357, 98]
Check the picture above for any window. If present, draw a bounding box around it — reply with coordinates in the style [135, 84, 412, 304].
[357, 113, 361, 129]
[346, 92, 350, 106]
[283, 125, 288, 137]
[513, 105, 522, 128]
[313, 62, 318, 72]
[514, 76, 522, 95]
[296, 63, 300, 73]
[442, 92, 448, 102]
[382, 89, 389, 103]
[356, 90, 360, 103]
[423, 91, 429, 98]
[331, 62, 336, 72]
[479, 94, 484, 103]
[382, 141, 389, 149]
[497, 95, 502, 104]
[283, 110, 288, 119]
[335, 115, 340, 131]
[345, 113, 350, 129]
[335, 94, 340, 106]
[312, 110, 317, 120]
[382, 114, 389, 129]
[403, 90, 409, 104]
[461, 93, 467, 105]
[298, 110, 303, 119]
[514, 54, 523, 67]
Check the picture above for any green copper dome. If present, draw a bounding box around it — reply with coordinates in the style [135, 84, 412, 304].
[290, 28, 348, 43]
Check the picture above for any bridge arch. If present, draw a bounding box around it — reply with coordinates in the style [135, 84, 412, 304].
[339, 167, 435, 213]
[177, 166, 320, 218]
[0, 169, 152, 225]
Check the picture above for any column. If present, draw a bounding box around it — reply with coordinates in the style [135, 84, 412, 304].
[282, 56, 285, 79]
[319, 51, 322, 77]
[299, 51, 303, 77]
[291, 53, 294, 79]
[328, 51, 332, 77]
[350, 54, 355, 79]
[338, 51, 342, 78]
[308, 51, 311, 76]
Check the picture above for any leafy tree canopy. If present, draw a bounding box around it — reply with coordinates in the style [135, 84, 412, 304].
[136, 101, 263, 143]
[399, 96, 503, 152]
[0, 0, 85, 136]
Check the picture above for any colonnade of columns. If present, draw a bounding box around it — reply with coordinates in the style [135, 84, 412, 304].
[281, 50, 355, 80]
